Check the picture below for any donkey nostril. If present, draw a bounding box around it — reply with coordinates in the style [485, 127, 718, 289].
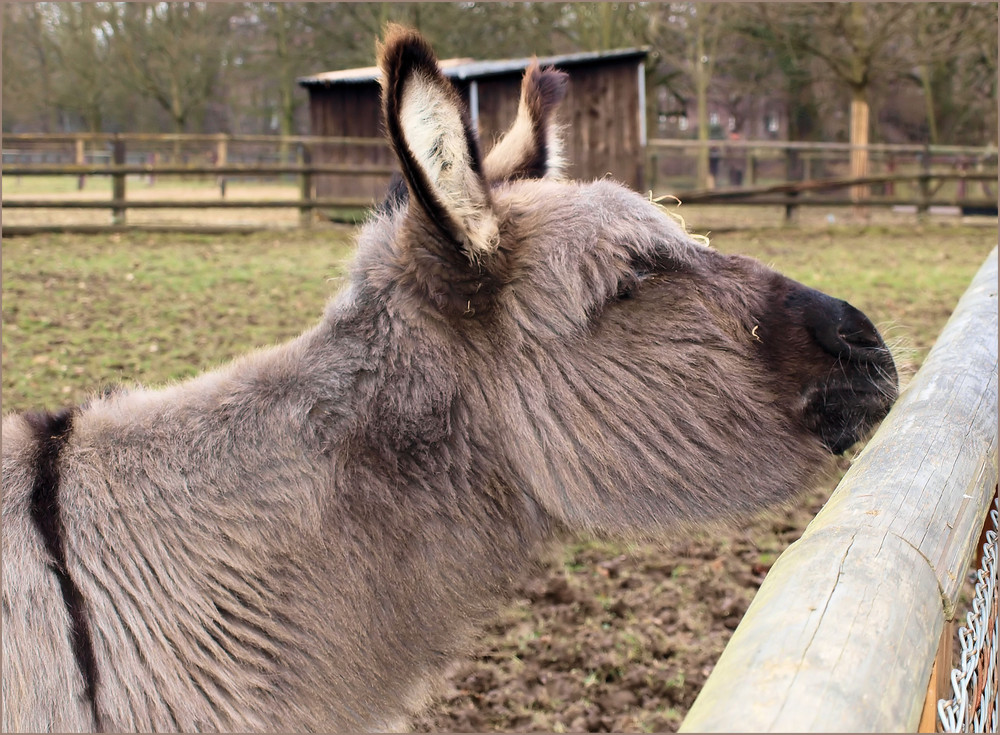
[838, 305, 882, 350]
[792, 287, 884, 358]
[839, 327, 880, 348]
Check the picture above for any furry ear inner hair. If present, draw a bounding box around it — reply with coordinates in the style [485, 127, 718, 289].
[483, 60, 569, 183]
[378, 24, 500, 260]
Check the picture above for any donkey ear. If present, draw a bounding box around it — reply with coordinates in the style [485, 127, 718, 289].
[483, 61, 568, 183]
[378, 25, 499, 260]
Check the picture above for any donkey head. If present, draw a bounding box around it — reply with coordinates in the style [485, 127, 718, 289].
[355, 26, 898, 534]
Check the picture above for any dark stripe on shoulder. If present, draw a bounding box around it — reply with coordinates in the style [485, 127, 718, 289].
[25, 407, 103, 731]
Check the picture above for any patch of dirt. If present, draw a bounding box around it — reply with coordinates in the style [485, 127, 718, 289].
[412, 473, 847, 733]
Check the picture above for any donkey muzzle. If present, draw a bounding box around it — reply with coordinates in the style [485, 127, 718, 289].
[787, 286, 899, 454]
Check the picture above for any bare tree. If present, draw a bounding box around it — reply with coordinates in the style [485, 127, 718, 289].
[645, 3, 742, 188]
[109, 2, 236, 138]
[907, 3, 998, 145]
[2, 4, 60, 132]
[4, 0, 994, 148]
[50, 3, 117, 134]
[744, 3, 915, 197]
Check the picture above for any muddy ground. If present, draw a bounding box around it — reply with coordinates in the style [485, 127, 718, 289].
[411, 465, 849, 733]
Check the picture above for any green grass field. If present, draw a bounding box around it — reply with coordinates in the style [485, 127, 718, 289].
[2, 227, 356, 411]
[1, 216, 994, 414]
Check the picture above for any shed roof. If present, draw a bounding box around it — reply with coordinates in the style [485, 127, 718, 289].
[297, 47, 648, 87]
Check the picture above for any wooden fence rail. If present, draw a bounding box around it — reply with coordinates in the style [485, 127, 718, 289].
[3, 133, 997, 234]
[3, 164, 397, 176]
[2, 199, 376, 209]
[2, 133, 396, 232]
[667, 172, 998, 220]
[3, 132, 390, 146]
[646, 138, 999, 155]
[647, 138, 998, 205]
[679, 246, 999, 733]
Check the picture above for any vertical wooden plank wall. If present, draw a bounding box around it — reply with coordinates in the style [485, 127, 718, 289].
[307, 83, 394, 201]
[565, 59, 642, 189]
[303, 57, 646, 197]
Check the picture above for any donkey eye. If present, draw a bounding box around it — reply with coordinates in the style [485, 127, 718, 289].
[615, 271, 651, 301]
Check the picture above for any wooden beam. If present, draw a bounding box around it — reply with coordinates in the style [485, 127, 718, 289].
[645, 138, 998, 157]
[1, 224, 267, 236]
[669, 172, 998, 202]
[679, 247, 999, 733]
[6, 132, 993, 156]
[2, 199, 376, 209]
[2, 132, 390, 147]
[2, 164, 398, 176]
[5, 197, 996, 213]
[111, 137, 126, 225]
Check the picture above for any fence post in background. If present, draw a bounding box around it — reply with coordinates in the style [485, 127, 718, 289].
[299, 142, 314, 228]
[217, 134, 228, 198]
[918, 144, 932, 220]
[784, 190, 799, 224]
[111, 136, 126, 226]
[75, 136, 86, 190]
[783, 145, 797, 183]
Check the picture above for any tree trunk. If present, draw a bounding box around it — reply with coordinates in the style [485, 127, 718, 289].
[276, 4, 294, 165]
[784, 74, 817, 182]
[694, 20, 711, 189]
[170, 77, 185, 162]
[849, 87, 869, 205]
[920, 66, 939, 144]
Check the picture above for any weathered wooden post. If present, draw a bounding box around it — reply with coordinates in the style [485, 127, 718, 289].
[783, 192, 799, 224]
[216, 133, 228, 199]
[75, 136, 86, 190]
[956, 157, 968, 201]
[918, 144, 932, 220]
[111, 136, 126, 226]
[299, 142, 314, 228]
[679, 247, 999, 733]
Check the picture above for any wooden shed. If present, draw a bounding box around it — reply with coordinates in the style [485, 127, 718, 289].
[297, 47, 649, 202]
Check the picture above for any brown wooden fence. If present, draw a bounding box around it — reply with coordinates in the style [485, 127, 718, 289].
[648, 138, 997, 219]
[2, 133, 997, 235]
[2, 133, 395, 234]
[663, 172, 998, 222]
[647, 138, 997, 189]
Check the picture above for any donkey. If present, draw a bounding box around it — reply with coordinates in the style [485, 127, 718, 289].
[2, 26, 898, 733]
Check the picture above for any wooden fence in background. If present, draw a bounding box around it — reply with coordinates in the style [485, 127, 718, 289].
[2, 133, 997, 234]
[648, 138, 997, 217]
[647, 138, 997, 189]
[2, 133, 393, 234]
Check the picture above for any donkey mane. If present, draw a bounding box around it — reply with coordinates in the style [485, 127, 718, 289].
[1, 25, 897, 733]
